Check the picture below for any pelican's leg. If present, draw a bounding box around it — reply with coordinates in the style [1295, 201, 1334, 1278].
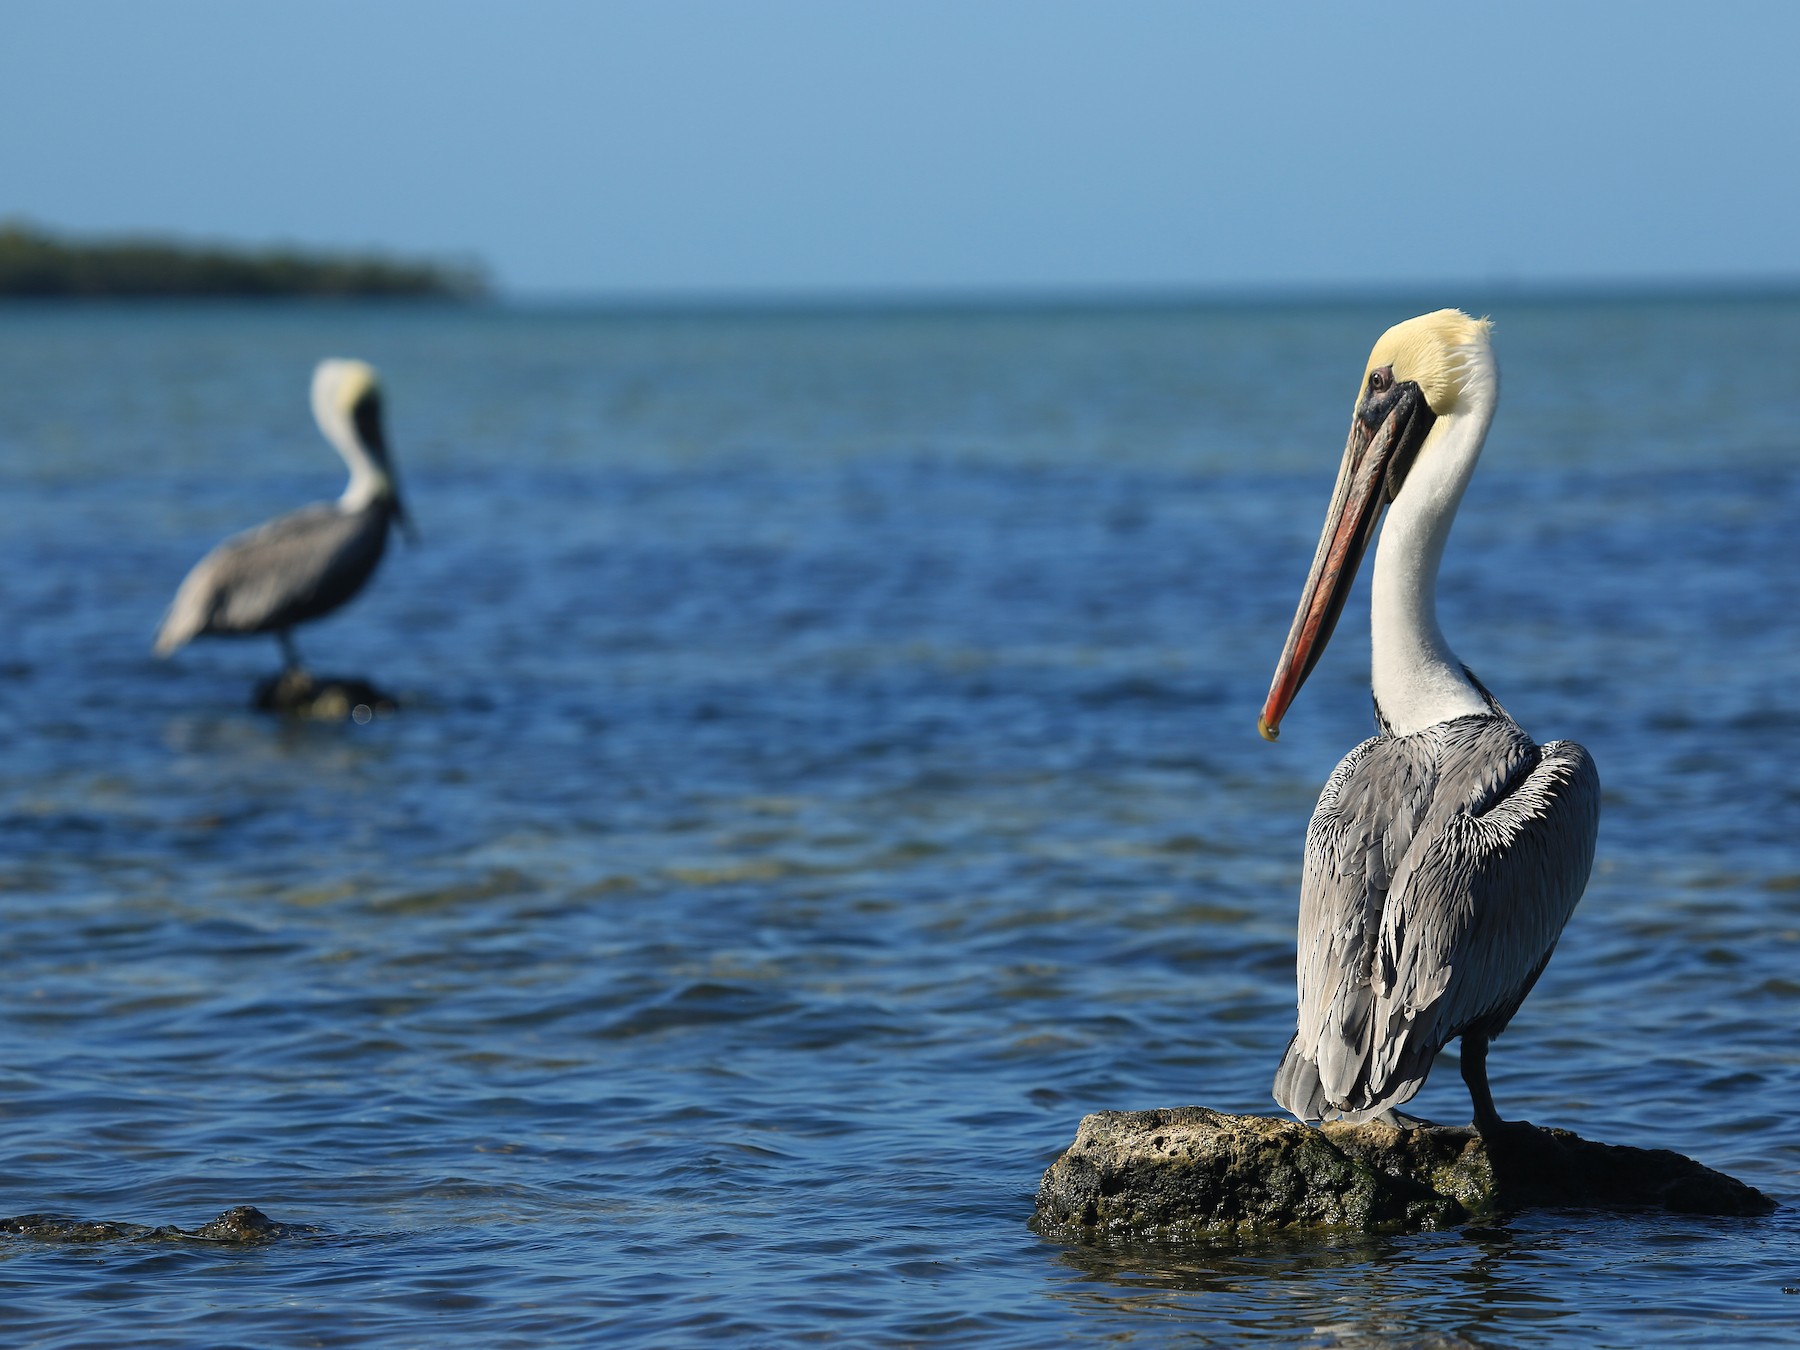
[1460, 1030, 1506, 1137]
[278, 631, 305, 674]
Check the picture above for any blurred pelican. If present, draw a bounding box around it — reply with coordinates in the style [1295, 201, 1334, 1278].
[1260, 311, 1600, 1137]
[155, 359, 410, 671]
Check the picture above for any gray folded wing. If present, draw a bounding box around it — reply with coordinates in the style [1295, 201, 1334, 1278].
[155, 502, 391, 652]
[1275, 714, 1599, 1121]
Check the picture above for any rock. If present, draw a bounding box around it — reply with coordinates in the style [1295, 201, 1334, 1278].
[1, 1205, 304, 1244]
[253, 669, 397, 720]
[0, 1214, 148, 1243]
[188, 1205, 291, 1243]
[1033, 1107, 1776, 1239]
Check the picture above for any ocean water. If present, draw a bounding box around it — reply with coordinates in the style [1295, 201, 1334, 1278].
[0, 297, 1796, 1346]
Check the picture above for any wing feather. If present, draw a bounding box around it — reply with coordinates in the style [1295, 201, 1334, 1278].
[1388, 739, 1599, 1056]
[155, 502, 391, 652]
[1275, 715, 1599, 1122]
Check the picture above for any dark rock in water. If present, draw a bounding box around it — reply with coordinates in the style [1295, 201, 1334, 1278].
[1, 1205, 304, 1244]
[1, 1215, 146, 1243]
[190, 1205, 292, 1242]
[1033, 1107, 1777, 1239]
[253, 669, 397, 721]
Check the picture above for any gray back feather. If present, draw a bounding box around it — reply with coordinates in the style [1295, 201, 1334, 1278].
[156, 500, 393, 651]
[1275, 713, 1599, 1121]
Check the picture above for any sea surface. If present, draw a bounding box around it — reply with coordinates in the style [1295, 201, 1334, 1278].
[0, 297, 1796, 1347]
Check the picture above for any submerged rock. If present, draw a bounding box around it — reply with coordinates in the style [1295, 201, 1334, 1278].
[1, 1205, 304, 1244]
[190, 1205, 292, 1242]
[253, 669, 397, 721]
[1033, 1107, 1776, 1239]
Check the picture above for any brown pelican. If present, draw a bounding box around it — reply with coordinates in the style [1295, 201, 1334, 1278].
[1259, 310, 1599, 1137]
[155, 359, 410, 672]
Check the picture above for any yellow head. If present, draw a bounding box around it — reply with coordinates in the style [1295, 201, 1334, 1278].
[314, 358, 380, 417]
[1358, 309, 1493, 417]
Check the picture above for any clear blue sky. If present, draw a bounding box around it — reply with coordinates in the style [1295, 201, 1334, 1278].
[4, 1, 1796, 298]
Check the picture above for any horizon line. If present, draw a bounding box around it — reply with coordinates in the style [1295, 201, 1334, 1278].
[7, 273, 1800, 315]
[494, 273, 1800, 314]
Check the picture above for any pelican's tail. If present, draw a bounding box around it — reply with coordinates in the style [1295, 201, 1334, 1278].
[153, 613, 192, 658]
[154, 578, 208, 657]
[1273, 1036, 1328, 1123]
[1273, 1033, 1430, 1125]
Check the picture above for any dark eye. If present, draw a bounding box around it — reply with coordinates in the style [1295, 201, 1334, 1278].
[1368, 368, 1391, 394]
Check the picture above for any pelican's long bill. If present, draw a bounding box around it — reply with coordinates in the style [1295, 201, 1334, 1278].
[1258, 370, 1437, 741]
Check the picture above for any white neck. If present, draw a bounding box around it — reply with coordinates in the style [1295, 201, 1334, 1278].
[315, 406, 393, 513]
[337, 457, 392, 513]
[1369, 359, 1498, 736]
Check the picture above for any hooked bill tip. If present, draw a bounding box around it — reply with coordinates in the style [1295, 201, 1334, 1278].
[1257, 715, 1280, 742]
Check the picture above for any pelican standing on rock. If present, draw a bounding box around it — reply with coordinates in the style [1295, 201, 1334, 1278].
[1259, 311, 1599, 1137]
[155, 359, 410, 674]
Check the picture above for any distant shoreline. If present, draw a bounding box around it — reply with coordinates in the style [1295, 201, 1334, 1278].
[0, 222, 487, 300]
[5, 224, 1795, 311]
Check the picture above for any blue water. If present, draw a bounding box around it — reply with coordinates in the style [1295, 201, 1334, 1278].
[1, 298, 1797, 1346]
